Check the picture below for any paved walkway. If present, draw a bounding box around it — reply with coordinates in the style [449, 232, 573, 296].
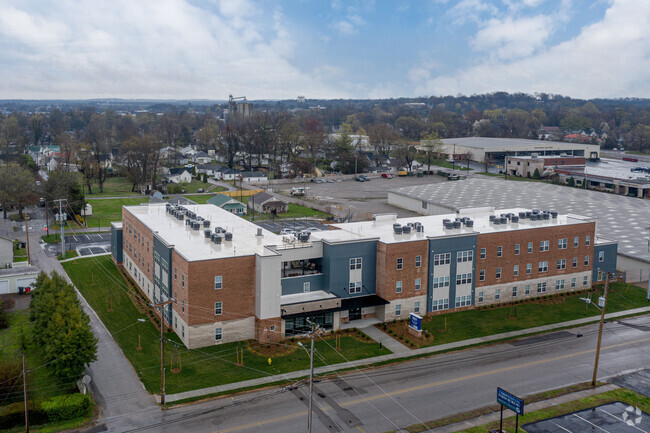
[163, 306, 650, 403]
[361, 324, 411, 353]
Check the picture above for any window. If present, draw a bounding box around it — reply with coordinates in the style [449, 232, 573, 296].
[586, 235, 591, 246]
[513, 265, 519, 277]
[349, 281, 362, 294]
[525, 284, 531, 295]
[573, 257, 578, 268]
[397, 258, 403, 270]
[526, 263, 532, 274]
[528, 242, 533, 253]
[574, 236, 579, 247]
[431, 298, 449, 311]
[456, 295, 471, 307]
[214, 276, 223, 290]
[174, 316, 177, 329]
[215, 328, 222, 341]
[540, 240, 549, 252]
[558, 238, 567, 249]
[422, 201, 427, 209]
[583, 276, 588, 286]
[147, 241, 149, 252]
[181, 300, 185, 313]
[538, 261, 548, 272]
[478, 291, 484, 302]
[514, 244, 520, 255]
[479, 270, 485, 281]
[433, 253, 451, 266]
[497, 246, 503, 257]
[456, 273, 472, 285]
[415, 255, 422, 268]
[512, 286, 518, 297]
[571, 277, 576, 288]
[598, 250, 605, 262]
[174, 268, 177, 280]
[480, 248, 486, 259]
[214, 302, 222, 315]
[181, 325, 184, 338]
[495, 289, 500, 300]
[414, 278, 421, 291]
[537, 282, 547, 293]
[584, 255, 590, 266]
[457, 251, 473, 263]
[557, 259, 566, 270]
[395, 304, 402, 316]
[414, 301, 420, 314]
[181, 274, 185, 288]
[396, 281, 402, 293]
[496, 267, 502, 279]
[349, 257, 362, 270]
[556, 279, 565, 290]
[303, 282, 310, 293]
[432, 276, 450, 288]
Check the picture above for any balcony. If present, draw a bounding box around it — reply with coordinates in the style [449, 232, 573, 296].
[282, 259, 322, 278]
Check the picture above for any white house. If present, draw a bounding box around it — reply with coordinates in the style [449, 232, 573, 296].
[240, 171, 268, 183]
[164, 168, 192, 184]
[215, 166, 240, 181]
[193, 151, 211, 164]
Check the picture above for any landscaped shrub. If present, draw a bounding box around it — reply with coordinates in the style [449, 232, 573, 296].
[0, 401, 47, 430]
[40, 393, 92, 422]
[0, 300, 8, 330]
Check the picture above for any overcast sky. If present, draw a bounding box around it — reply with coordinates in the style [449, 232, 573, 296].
[1, 0, 649, 100]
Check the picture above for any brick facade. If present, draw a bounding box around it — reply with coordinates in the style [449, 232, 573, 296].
[376, 240, 429, 301]
[122, 208, 155, 287]
[255, 317, 282, 342]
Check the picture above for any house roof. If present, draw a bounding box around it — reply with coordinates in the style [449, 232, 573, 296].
[207, 193, 244, 208]
[217, 166, 240, 174]
[240, 170, 267, 178]
[169, 167, 190, 176]
[193, 151, 209, 159]
[197, 163, 222, 171]
[168, 195, 197, 205]
[251, 192, 288, 204]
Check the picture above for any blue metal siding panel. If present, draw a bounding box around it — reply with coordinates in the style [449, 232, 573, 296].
[153, 237, 173, 324]
[322, 241, 377, 298]
[111, 226, 123, 263]
[427, 235, 477, 311]
[281, 274, 324, 295]
[593, 243, 618, 280]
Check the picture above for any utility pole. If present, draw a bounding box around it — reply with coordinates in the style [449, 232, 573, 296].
[151, 298, 174, 406]
[591, 272, 609, 386]
[24, 220, 30, 265]
[45, 202, 49, 237]
[23, 353, 29, 432]
[53, 199, 67, 259]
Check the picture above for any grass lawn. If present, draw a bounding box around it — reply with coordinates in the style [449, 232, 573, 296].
[85, 175, 140, 197]
[62, 256, 389, 395]
[427, 159, 472, 171]
[80, 197, 149, 227]
[237, 196, 331, 221]
[13, 246, 27, 262]
[380, 283, 648, 348]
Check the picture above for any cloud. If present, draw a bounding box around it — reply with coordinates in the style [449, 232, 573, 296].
[0, 0, 346, 99]
[412, 0, 650, 98]
[446, 0, 499, 25]
[472, 15, 553, 60]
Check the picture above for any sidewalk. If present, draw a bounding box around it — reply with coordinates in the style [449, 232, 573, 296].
[361, 324, 411, 353]
[162, 306, 650, 403]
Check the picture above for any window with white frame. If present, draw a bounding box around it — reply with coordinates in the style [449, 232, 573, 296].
[537, 282, 547, 293]
[181, 300, 184, 313]
[583, 275, 588, 286]
[540, 240, 549, 252]
[538, 261, 548, 272]
[495, 289, 500, 300]
[174, 268, 177, 280]
[574, 236, 579, 247]
[525, 284, 531, 295]
[557, 259, 566, 270]
[396, 281, 402, 293]
[513, 265, 519, 276]
[395, 304, 402, 315]
[349, 281, 362, 294]
[571, 277, 576, 288]
[573, 257, 578, 268]
[497, 246, 503, 257]
[397, 258, 403, 270]
[556, 279, 565, 290]
[457, 251, 473, 263]
[480, 248, 486, 259]
[456, 273, 472, 285]
[174, 316, 177, 329]
[528, 242, 533, 253]
[414, 301, 420, 314]
[433, 253, 451, 266]
[181, 325, 184, 338]
[432, 276, 450, 288]
[415, 255, 422, 268]
[431, 298, 449, 311]
[558, 238, 567, 249]
[303, 282, 310, 292]
[496, 267, 502, 279]
[586, 235, 591, 246]
[478, 291, 484, 302]
[526, 263, 532, 274]
[214, 301, 222, 315]
[479, 270, 485, 281]
[349, 257, 362, 270]
[181, 274, 185, 288]
[514, 244, 520, 255]
[584, 255, 590, 266]
[598, 250, 604, 262]
[215, 327, 222, 341]
[455, 295, 471, 307]
[414, 278, 421, 291]
[512, 286, 518, 297]
[214, 276, 223, 290]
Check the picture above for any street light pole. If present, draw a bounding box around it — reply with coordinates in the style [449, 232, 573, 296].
[151, 298, 175, 406]
[591, 272, 609, 386]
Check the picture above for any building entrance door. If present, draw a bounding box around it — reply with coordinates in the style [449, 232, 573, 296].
[349, 308, 362, 321]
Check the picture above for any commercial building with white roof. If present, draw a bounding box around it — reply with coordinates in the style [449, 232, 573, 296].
[112, 201, 617, 348]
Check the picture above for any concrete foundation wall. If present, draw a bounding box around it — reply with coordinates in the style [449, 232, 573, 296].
[187, 316, 255, 349]
[377, 295, 427, 322]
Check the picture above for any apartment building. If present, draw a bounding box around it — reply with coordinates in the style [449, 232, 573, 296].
[111, 203, 617, 349]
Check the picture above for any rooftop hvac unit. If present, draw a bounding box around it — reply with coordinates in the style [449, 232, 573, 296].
[511, 216, 519, 223]
[256, 228, 263, 237]
[465, 220, 474, 227]
[203, 220, 211, 228]
[519, 212, 527, 219]
[532, 209, 540, 214]
[416, 225, 425, 232]
[526, 211, 532, 218]
[204, 229, 212, 238]
[500, 217, 507, 224]
[443, 222, 454, 230]
[443, 219, 451, 224]
[215, 227, 225, 234]
[402, 225, 412, 234]
[213, 235, 222, 244]
[394, 225, 403, 234]
[193, 222, 200, 230]
[185, 218, 192, 226]
[542, 213, 550, 220]
[299, 232, 310, 242]
[452, 221, 461, 229]
[489, 215, 496, 222]
[224, 232, 233, 241]
[550, 211, 558, 218]
[407, 222, 415, 228]
[493, 219, 501, 225]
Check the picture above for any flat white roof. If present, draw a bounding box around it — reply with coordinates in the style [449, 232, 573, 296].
[312, 207, 593, 244]
[281, 290, 338, 305]
[124, 203, 284, 261]
[439, 137, 600, 150]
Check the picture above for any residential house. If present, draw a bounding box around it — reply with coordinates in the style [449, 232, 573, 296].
[164, 168, 192, 184]
[193, 151, 211, 165]
[249, 192, 288, 214]
[207, 194, 247, 216]
[196, 164, 223, 177]
[215, 166, 240, 181]
[240, 171, 268, 183]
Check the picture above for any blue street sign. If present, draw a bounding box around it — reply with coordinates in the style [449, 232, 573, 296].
[497, 387, 524, 415]
[409, 313, 422, 331]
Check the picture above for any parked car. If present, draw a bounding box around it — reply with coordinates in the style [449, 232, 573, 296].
[381, 173, 393, 179]
[325, 179, 335, 183]
[280, 228, 296, 235]
[354, 177, 365, 182]
[197, 188, 204, 193]
[305, 227, 321, 233]
[360, 175, 370, 181]
[311, 178, 324, 183]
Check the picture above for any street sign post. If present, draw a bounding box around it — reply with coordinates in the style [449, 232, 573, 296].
[409, 313, 422, 332]
[496, 387, 524, 432]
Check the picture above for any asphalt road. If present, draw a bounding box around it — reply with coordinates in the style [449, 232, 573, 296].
[106, 315, 650, 433]
[42, 232, 111, 257]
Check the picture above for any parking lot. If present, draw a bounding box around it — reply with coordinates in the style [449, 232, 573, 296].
[269, 174, 447, 219]
[43, 232, 111, 257]
[524, 402, 649, 433]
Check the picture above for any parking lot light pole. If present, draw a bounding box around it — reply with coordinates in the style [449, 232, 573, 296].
[591, 272, 609, 387]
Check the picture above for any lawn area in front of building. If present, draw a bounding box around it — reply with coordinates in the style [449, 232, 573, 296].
[62, 256, 389, 395]
[79, 197, 149, 227]
[380, 282, 648, 348]
[237, 196, 331, 221]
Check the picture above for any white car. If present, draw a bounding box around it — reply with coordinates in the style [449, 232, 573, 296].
[305, 227, 321, 233]
[280, 228, 296, 235]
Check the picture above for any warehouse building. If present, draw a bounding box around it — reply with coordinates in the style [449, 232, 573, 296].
[112, 202, 616, 348]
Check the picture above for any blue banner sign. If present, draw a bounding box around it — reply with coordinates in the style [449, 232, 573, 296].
[409, 313, 422, 331]
[497, 387, 524, 415]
